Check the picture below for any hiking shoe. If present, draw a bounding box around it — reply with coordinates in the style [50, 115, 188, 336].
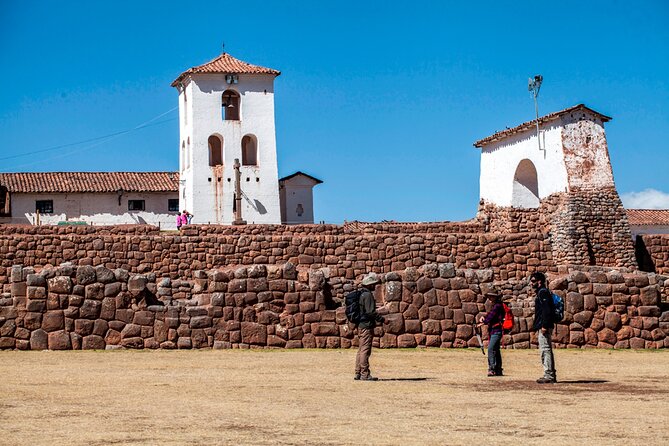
[354, 374, 361, 381]
[360, 376, 379, 381]
[536, 377, 556, 384]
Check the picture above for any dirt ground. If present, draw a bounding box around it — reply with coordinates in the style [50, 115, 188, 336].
[1, 348, 668, 445]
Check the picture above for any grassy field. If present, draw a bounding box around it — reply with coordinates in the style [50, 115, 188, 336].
[1, 348, 667, 445]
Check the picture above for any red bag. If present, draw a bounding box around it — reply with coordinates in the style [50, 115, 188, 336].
[501, 303, 514, 333]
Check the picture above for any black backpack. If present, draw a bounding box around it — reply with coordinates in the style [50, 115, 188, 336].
[345, 289, 364, 323]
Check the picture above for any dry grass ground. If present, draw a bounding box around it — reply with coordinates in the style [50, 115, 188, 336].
[1, 348, 668, 445]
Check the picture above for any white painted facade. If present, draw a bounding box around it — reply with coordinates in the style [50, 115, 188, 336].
[478, 108, 613, 208]
[279, 174, 321, 224]
[176, 73, 281, 224]
[0, 192, 179, 228]
[630, 225, 669, 239]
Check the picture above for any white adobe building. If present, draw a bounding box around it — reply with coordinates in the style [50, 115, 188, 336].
[0, 172, 179, 227]
[474, 104, 615, 208]
[172, 53, 285, 224]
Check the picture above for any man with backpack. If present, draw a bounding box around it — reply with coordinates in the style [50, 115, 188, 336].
[530, 272, 557, 384]
[347, 273, 386, 381]
[477, 291, 506, 376]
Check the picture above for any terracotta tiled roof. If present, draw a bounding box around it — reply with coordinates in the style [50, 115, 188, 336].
[0, 172, 179, 193]
[473, 104, 612, 148]
[172, 53, 280, 86]
[626, 209, 669, 226]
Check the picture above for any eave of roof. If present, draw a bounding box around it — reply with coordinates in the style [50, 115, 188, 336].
[625, 209, 669, 226]
[0, 172, 179, 193]
[473, 104, 612, 148]
[172, 52, 280, 87]
[279, 171, 323, 184]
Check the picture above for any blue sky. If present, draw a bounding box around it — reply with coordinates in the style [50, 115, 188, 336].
[1, 1, 668, 223]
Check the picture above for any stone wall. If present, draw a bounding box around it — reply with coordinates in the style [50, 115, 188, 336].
[1, 262, 667, 350]
[638, 235, 669, 276]
[479, 188, 636, 270]
[0, 224, 552, 283]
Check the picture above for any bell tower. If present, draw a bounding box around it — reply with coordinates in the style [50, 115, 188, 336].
[172, 52, 282, 224]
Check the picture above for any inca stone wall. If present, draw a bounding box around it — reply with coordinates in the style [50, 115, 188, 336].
[0, 224, 552, 283]
[479, 189, 636, 269]
[1, 262, 667, 350]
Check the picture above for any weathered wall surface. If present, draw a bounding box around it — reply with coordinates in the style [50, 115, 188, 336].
[1, 263, 667, 350]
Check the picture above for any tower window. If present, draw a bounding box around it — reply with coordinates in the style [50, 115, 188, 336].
[242, 134, 258, 166]
[208, 135, 224, 166]
[36, 200, 53, 214]
[222, 90, 240, 121]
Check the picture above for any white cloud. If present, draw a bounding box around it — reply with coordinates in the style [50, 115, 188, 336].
[620, 189, 669, 209]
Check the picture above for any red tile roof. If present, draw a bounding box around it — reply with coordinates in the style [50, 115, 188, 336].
[0, 172, 179, 193]
[473, 104, 612, 148]
[172, 53, 280, 87]
[626, 209, 669, 226]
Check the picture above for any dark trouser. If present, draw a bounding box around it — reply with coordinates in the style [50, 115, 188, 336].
[488, 332, 502, 374]
[355, 327, 373, 378]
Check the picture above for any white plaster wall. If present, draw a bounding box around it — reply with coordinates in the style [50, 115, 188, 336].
[0, 193, 180, 228]
[280, 177, 318, 224]
[631, 225, 669, 239]
[479, 123, 568, 207]
[177, 73, 281, 224]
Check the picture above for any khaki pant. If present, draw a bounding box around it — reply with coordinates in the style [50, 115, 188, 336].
[355, 327, 373, 378]
[538, 329, 556, 380]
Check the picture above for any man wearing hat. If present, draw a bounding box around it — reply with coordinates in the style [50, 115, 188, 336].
[477, 291, 505, 376]
[354, 273, 386, 381]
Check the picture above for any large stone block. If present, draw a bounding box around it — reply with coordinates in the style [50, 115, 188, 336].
[48, 330, 71, 350]
[42, 310, 64, 332]
[241, 322, 267, 345]
[76, 266, 97, 285]
[47, 276, 72, 294]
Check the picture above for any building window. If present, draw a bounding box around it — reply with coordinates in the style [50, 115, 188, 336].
[208, 135, 224, 166]
[0, 186, 9, 216]
[242, 134, 258, 166]
[222, 90, 240, 121]
[128, 200, 145, 211]
[36, 200, 53, 214]
[168, 199, 179, 212]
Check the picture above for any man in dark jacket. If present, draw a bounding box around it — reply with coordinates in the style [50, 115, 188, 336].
[354, 273, 385, 381]
[531, 272, 557, 383]
[477, 291, 505, 376]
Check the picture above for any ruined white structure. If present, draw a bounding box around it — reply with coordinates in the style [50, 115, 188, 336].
[172, 53, 283, 224]
[474, 104, 615, 208]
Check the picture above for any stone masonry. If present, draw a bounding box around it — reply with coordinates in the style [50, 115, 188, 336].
[1, 262, 667, 350]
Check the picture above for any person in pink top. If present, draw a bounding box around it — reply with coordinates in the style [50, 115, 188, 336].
[176, 211, 184, 230]
[180, 210, 190, 227]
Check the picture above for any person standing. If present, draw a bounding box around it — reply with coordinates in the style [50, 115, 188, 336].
[354, 273, 386, 381]
[176, 211, 183, 230]
[477, 291, 505, 376]
[531, 272, 557, 383]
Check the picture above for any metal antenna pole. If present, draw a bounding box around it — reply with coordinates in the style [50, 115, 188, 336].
[528, 75, 544, 155]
